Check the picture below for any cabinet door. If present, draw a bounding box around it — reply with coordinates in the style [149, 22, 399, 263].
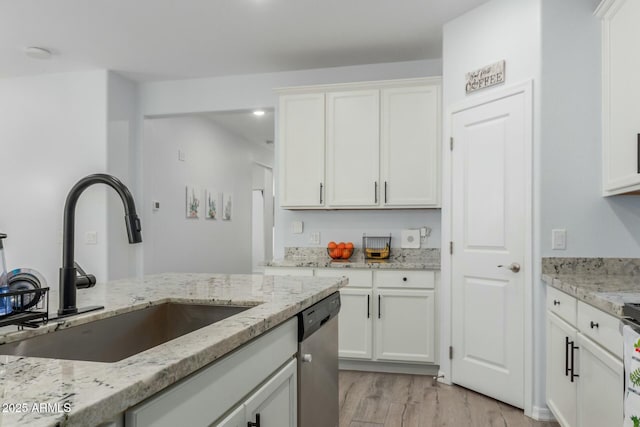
[245, 358, 297, 427]
[215, 405, 245, 427]
[374, 289, 435, 362]
[338, 289, 373, 359]
[600, 0, 640, 195]
[576, 333, 623, 427]
[546, 311, 578, 427]
[326, 90, 380, 207]
[279, 93, 325, 207]
[381, 85, 440, 207]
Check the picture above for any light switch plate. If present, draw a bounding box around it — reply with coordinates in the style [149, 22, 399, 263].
[309, 232, 320, 245]
[401, 229, 420, 249]
[85, 231, 98, 245]
[292, 221, 303, 234]
[552, 229, 566, 250]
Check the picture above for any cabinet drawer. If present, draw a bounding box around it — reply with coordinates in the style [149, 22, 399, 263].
[577, 301, 622, 358]
[547, 286, 577, 326]
[374, 270, 434, 289]
[264, 267, 314, 277]
[315, 269, 372, 287]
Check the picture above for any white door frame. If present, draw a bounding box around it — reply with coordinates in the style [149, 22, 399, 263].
[439, 80, 534, 417]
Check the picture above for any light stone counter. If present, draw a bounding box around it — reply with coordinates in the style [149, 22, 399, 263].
[542, 258, 640, 317]
[265, 247, 440, 270]
[0, 273, 346, 427]
[264, 258, 439, 270]
[541, 273, 640, 317]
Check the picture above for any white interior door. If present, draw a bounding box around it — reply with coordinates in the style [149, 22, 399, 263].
[451, 87, 530, 408]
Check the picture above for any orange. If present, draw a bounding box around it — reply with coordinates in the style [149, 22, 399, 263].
[337, 242, 345, 249]
[328, 241, 337, 249]
[333, 248, 343, 258]
[341, 249, 351, 259]
[345, 242, 354, 249]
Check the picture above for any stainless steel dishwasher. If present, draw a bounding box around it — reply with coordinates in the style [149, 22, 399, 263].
[297, 292, 341, 427]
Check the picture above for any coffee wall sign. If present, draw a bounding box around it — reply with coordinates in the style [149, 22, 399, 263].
[465, 60, 506, 94]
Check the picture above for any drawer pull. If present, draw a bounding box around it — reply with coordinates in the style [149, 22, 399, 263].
[590, 321, 599, 329]
[553, 300, 560, 306]
[403, 277, 408, 282]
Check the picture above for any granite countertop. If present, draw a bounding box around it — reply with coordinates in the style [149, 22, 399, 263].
[263, 247, 441, 271]
[542, 273, 640, 317]
[264, 257, 440, 270]
[541, 258, 640, 317]
[0, 273, 346, 427]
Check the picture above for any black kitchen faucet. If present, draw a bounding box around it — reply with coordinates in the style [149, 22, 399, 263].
[58, 174, 142, 316]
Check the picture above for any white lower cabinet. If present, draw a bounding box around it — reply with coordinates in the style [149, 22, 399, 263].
[217, 359, 297, 427]
[547, 312, 577, 427]
[375, 289, 435, 363]
[338, 288, 373, 359]
[125, 319, 297, 427]
[546, 288, 623, 427]
[576, 333, 623, 427]
[317, 267, 437, 364]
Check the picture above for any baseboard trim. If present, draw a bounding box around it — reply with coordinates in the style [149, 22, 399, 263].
[530, 405, 556, 421]
[339, 360, 439, 376]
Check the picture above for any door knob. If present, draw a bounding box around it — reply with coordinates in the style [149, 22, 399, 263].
[302, 353, 313, 363]
[498, 263, 521, 273]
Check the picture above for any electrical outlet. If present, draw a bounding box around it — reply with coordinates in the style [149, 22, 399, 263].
[309, 232, 320, 245]
[178, 149, 186, 161]
[552, 229, 566, 250]
[292, 221, 303, 234]
[85, 231, 98, 245]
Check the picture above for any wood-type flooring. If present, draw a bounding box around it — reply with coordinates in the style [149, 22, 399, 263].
[339, 370, 559, 427]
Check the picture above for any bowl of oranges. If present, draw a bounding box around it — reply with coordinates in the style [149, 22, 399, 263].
[327, 241, 354, 260]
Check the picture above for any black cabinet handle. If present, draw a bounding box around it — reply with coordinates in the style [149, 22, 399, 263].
[402, 277, 408, 282]
[590, 321, 599, 329]
[319, 183, 323, 204]
[248, 414, 261, 427]
[569, 341, 579, 382]
[374, 181, 378, 204]
[378, 295, 381, 319]
[553, 300, 560, 306]
[384, 181, 388, 204]
[564, 336, 570, 377]
[367, 294, 370, 318]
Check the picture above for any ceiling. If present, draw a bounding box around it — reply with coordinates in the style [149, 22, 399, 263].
[0, 0, 489, 82]
[205, 109, 275, 150]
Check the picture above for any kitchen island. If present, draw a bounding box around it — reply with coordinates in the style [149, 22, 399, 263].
[0, 273, 346, 426]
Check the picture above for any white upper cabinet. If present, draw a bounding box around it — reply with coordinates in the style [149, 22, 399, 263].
[277, 78, 441, 209]
[381, 86, 440, 207]
[278, 93, 325, 207]
[326, 90, 380, 207]
[597, 0, 640, 195]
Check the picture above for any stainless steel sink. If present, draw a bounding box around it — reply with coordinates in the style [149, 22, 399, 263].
[0, 303, 251, 363]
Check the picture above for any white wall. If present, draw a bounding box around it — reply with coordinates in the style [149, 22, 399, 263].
[107, 71, 141, 280]
[539, 0, 640, 257]
[0, 71, 109, 288]
[140, 59, 444, 258]
[142, 115, 273, 274]
[442, 0, 543, 416]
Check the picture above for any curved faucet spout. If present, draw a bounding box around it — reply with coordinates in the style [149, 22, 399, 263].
[59, 174, 142, 316]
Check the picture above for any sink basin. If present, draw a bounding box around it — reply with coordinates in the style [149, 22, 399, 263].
[0, 302, 252, 363]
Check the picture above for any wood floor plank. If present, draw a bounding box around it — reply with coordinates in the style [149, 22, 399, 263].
[339, 371, 376, 427]
[352, 396, 391, 423]
[339, 371, 559, 427]
[383, 402, 421, 427]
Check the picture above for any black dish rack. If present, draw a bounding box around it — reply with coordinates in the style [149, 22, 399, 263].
[0, 287, 49, 329]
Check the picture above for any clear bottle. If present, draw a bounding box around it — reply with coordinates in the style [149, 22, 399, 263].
[0, 233, 11, 316]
